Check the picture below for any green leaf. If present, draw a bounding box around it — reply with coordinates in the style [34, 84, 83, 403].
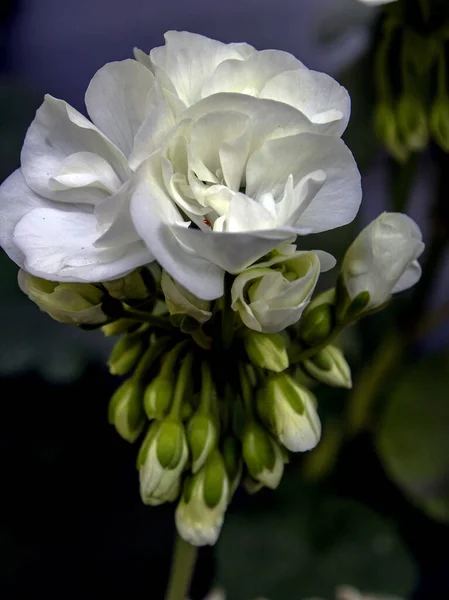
[377, 351, 449, 522]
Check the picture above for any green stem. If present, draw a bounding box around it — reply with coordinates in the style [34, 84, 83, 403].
[289, 324, 346, 364]
[122, 307, 175, 331]
[169, 352, 194, 419]
[165, 534, 198, 600]
[222, 273, 235, 350]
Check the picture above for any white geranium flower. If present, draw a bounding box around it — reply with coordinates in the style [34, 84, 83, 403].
[0, 31, 361, 300]
[342, 212, 425, 311]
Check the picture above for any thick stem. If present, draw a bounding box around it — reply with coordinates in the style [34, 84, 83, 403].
[165, 535, 198, 600]
[122, 307, 175, 331]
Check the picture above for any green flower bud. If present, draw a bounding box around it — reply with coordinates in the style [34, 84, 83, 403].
[138, 419, 188, 506]
[161, 270, 212, 324]
[243, 475, 264, 495]
[299, 302, 334, 346]
[18, 270, 107, 325]
[144, 376, 174, 420]
[175, 450, 229, 546]
[259, 373, 321, 452]
[374, 103, 409, 164]
[108, 379, 145, 443]
[103, 268, 151, 301]
[244, 331, 289, 373]
[303, 345, 352, 389]
[242, 422, 284, 489]
[187, 412, 219, 474]
[222, 436, 242, 498]
[101, 318, 138, 337]
[107, 332, 146, 376]
[397, 95, 429, 152]
[430, 96, 449, 153]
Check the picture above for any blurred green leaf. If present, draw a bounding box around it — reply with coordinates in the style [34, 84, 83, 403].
[217, 478, 414, 599]
[377, 351, 449, 522]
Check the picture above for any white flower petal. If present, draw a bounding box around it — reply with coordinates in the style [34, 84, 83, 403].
[85, 59, 155, 157]
[128, 82, 176, 170]
[172, 225, 294, 273]
[131, 156, 224, 300]
[13, 207, 151, 282]
[0, 169, 52, 266]
[246, 133, 361, 233]
[21, 95, 130, 202]
[200, 49, 303, 98]
[392, 259, 422, 294]
[150, 31, 255, 107]
[260, 68, 351, 136]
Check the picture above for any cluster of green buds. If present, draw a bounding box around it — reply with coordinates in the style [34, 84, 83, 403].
[373, 2, 449, 159]
[18, 209, 423, 548]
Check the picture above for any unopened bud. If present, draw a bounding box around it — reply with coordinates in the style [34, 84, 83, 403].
[107, 331, 146, 376]
[397, 95, 429, 152]
[144, 376, 173, 420]
[18, 270, 107, 325]
[187, 412, 218, 474]
[161, 270, 212, 324]
[242, 422, 284, 489]
[222, 436, 242, 498]
[303, 345, 352, 389]
[138, 419, 188, 505]
[175, 450, 229, 546]
[430, 96, 449, 153]
[103, 268, 151, 301]
[101, 318, 138, 337]
[259, 373, 321, 452]
[244, 331, 289, 373]
[299, 302, 334, 346]
[108, 379, 145, 443]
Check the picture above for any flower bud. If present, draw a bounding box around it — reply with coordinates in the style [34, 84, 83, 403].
[175, 450, 229, 546]
[138, 419, 188, 506]
[303, 345, 352, 389]
[244, 331, 289, 373]
[430, 96, 449, 153]
[103, 268, 152, 301]
[340, 212, 424, 318]
[374, 103, 409, 164]
[187, 412, 219, 473]
[299, 294, 335, 346]
[108, 379, 145, 443]
[222, 436, 242, 498]
[101, 318, 138, 337]
[161, 270, 212, 324]
[397, 95, 429, 152]
[231, 247, 325, 333]
[242, 422, 284, 489]
[107, 332, 146, 376]
[259, 373, 321, 452]
[143, 376, 173, 420]
[18, 270, 107, 325]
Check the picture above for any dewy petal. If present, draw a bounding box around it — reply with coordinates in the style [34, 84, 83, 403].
[21, 95, 130, 202]
[85, 59, 155, 158]
[200, 49, 304, 98]
[246, 133, 362, 233]
[149, 31, 255, 107]
[130, 155, 224, 300]
[260, 69, 351, 137]
[13, 207, 151, 282]
[172, 225, 294, 273]
[0, 169, 53, 267]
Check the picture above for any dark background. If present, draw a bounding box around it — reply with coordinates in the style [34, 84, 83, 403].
[1, 1, 448, 598]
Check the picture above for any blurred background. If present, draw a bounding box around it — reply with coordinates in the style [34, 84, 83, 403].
[1, 0, 448, 598]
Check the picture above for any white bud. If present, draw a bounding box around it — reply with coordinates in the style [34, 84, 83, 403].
[341, 212, 424, 314]
[261, 374, 321, 452]
[303, 345, 352, 389]
[175, 450, 229, 546]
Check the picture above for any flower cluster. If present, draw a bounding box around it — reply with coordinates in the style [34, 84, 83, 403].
[0, 31, 424, 546]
